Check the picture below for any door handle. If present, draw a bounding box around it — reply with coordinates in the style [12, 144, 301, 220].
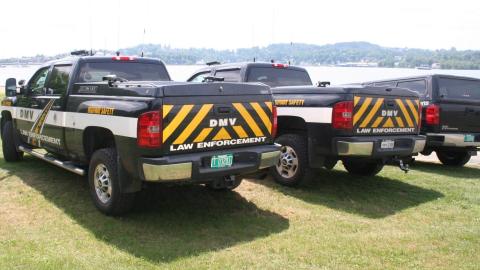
[215, 106, 233, 114]
[32, 104, 39, 108]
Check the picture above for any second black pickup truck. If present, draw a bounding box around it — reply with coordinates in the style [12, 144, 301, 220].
[189, 62, 426, 186]
[1, 55, 280, 215]
[364, 74, 480, 166]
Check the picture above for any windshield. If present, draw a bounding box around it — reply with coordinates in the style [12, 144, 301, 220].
[77, 62, 170, 82]
[246, 67, 312, 87]
[438, 78, 480, 100]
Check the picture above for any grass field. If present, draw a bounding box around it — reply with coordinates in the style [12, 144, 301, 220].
[0, 142, 479, 269]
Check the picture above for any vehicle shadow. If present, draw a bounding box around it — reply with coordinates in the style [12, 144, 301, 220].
[412, 161, 480, 179]
[250, 167, 444, 219]
[2, 156, 289, 263]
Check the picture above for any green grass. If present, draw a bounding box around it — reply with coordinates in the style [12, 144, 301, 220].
[0, 141, 479, 269]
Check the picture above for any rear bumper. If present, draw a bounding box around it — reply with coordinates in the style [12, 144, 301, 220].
[139, 144, 280, 182]
[333, 135, 426, 157]
[426, 133, 480, 148]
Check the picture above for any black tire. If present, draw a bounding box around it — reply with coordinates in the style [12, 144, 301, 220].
[270, 133, 309, 187]
[343, 159, 384, 176]
[1, 121, 23, 162]
[88, 148, 135, 215]
[206, 178, 243, 191]
[436, 150, 471, 167]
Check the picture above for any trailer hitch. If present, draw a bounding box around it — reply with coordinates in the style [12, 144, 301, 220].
[397, 159, 409, 173]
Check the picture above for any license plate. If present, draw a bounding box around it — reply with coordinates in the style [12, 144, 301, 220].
[381, 140, 395, 149]
[464, 134, 475, 142]
[210, 154, 233, 168]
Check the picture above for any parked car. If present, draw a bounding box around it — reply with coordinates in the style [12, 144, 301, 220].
[364, 75, 480, 166]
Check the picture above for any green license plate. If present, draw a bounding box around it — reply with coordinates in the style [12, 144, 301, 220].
[464, 134, 475, 142]
[210, 154, 233, 168]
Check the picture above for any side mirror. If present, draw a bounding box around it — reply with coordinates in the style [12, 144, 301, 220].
[317, 81, 331, 87]
[5, 78, 17, 97]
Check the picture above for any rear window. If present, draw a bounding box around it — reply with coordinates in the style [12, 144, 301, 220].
[374, 81, 396, 87]
[214, 69, 241, 82]
[77, 62, 170, 82]
[438, 78, 480, 100]
[397, 80, 427, 94]
[246, 67, 312, 87]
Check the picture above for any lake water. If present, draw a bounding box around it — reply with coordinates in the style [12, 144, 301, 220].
[2, 64, 480, 86]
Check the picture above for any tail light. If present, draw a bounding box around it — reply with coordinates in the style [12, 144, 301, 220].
[272, 63, 289, 68]
[417, 103, 423, 130]
[137, 111, 162, 148]
[112, 56, 135, 61]
[425, 104, 440, 125]
[271, 105, 278, 138]
[332, 101, 353, 129]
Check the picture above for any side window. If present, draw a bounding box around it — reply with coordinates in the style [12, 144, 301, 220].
[28, 67, 50, 95]
[214, 69, 241, 82]
[46, 65, 72, 96]
[397, 80, 427, 94]
[189, 72, 210, 82]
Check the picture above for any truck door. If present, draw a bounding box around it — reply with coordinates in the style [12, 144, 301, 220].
[15, 66, 52, 146]
[15, 64, 71, 154]
[40, 64, 72, 154]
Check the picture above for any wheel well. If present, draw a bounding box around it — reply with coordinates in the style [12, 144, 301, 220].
[1, 111, 13, 137]
[277, 116, 307, 135]
[83, 127, 115, 160]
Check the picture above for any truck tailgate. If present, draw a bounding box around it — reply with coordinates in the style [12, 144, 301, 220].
[353, 95, 420, 135]
[161, 83, 275, 154]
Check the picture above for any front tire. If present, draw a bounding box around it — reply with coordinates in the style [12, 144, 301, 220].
[436, 150, 471, 166]
[1, 121, 23, 162]
[343, 159, 384, 176]
[270, 134, 309, 186]
[88, 148, 135, 215]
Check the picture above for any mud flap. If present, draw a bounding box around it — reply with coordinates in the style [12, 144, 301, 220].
[117, 156, 142, 193]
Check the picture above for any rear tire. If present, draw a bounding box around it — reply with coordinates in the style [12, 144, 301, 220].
[88, 148, 135, 215]
[436, 150, 471, 167]
[270, 134, 309, 187]
[1, 121, 23, 162]
[343, 159, 384, 176]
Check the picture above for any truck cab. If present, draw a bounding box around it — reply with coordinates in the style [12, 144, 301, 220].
[364, 75, 480, 166]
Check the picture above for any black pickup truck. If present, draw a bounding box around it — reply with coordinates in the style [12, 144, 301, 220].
[364, 75, 480, 166]
[0, 55, 280, 215]
[188, 62, 426, 186]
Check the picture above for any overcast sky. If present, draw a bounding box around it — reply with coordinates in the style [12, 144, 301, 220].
[0, 0, 479, 58]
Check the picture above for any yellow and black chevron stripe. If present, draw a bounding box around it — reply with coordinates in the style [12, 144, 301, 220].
[353, 96, 420, 130]
[29, 99, 56, 146]
[162, 102, 273, 145]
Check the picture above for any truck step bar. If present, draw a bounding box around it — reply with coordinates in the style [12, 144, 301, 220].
[18, 146, 86, 176]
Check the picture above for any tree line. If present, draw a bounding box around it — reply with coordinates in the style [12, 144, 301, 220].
[2, 42, 480, 70]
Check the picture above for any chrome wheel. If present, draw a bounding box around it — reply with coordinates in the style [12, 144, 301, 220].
[94, 163, 112, 204]
[276, 146, 299, 179]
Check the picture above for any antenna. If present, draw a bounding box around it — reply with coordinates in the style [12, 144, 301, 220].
[116, 0, 121, 51]
[141, 28, 146, 57]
